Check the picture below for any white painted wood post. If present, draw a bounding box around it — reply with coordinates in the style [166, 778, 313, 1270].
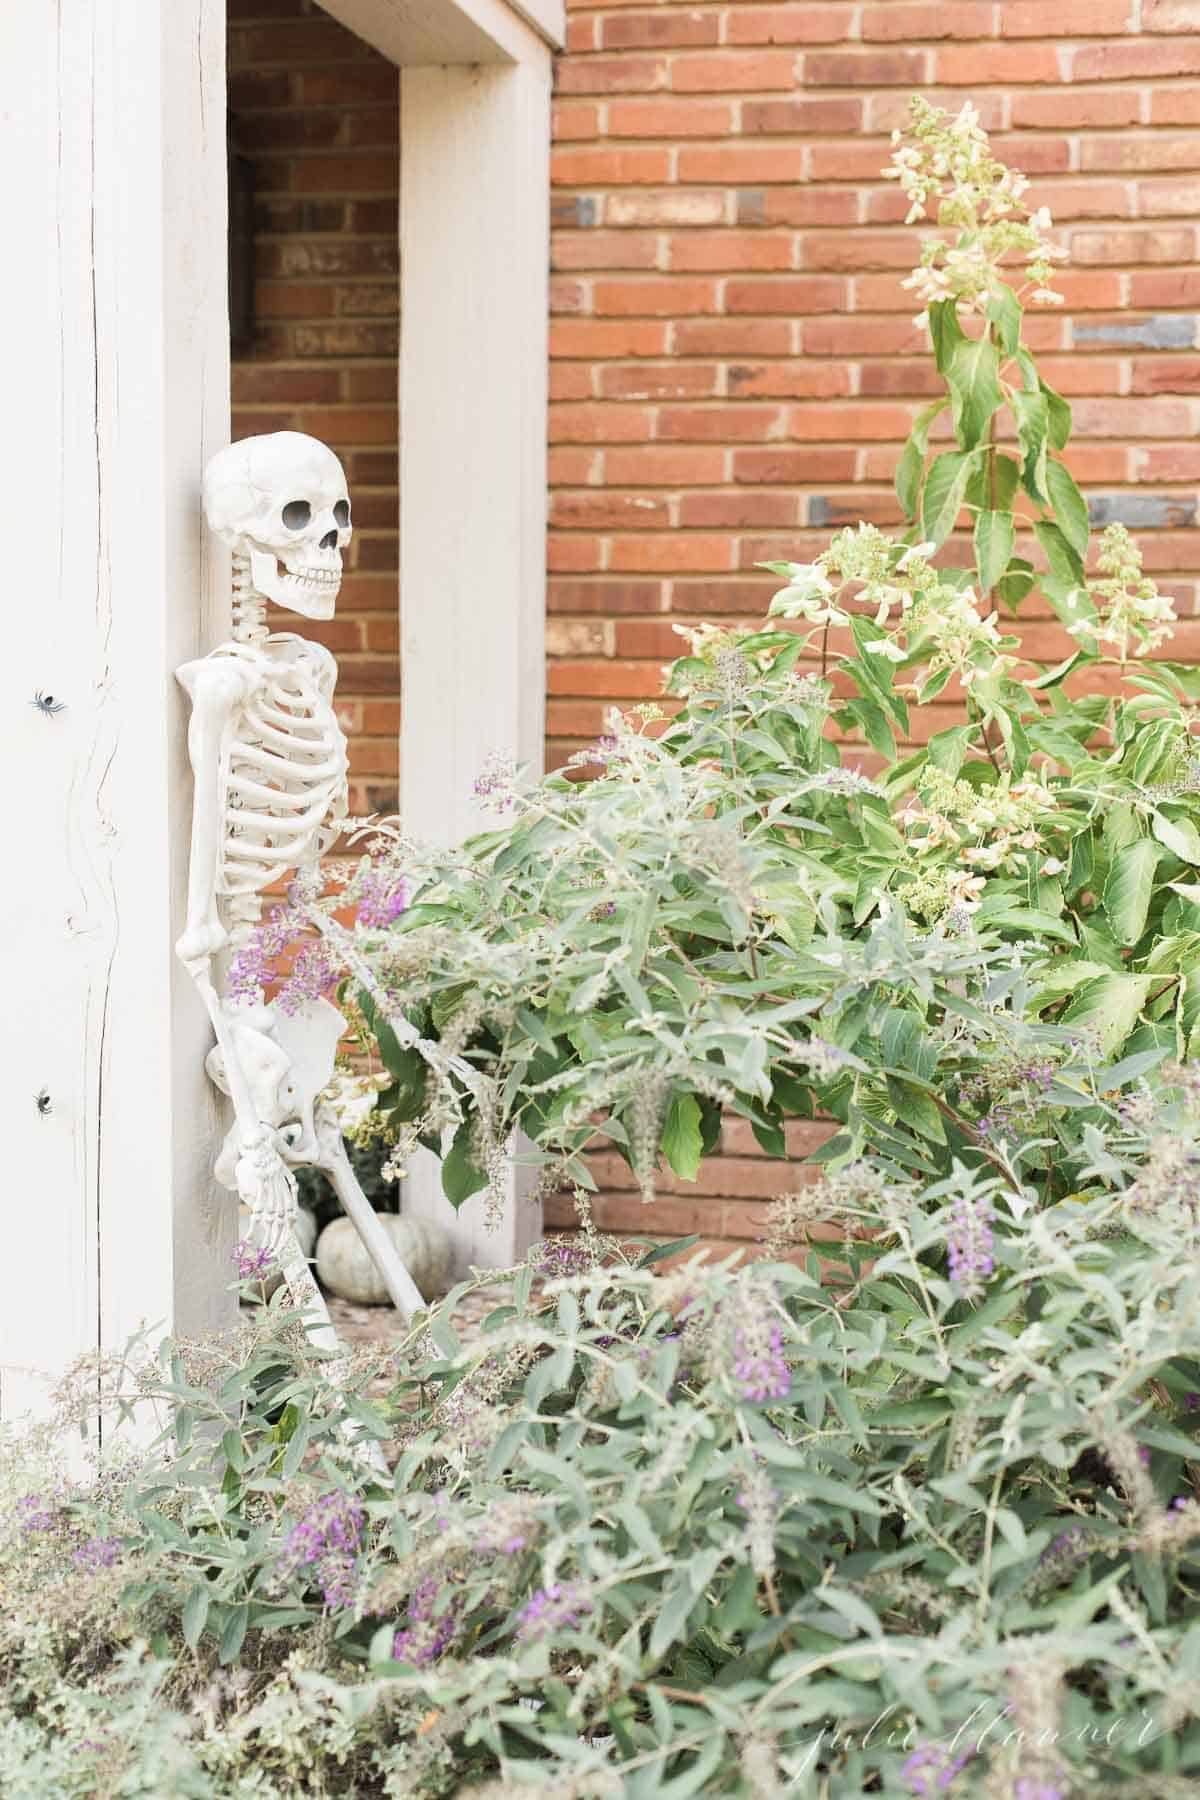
[398, 56, 552, 1276]
[0, 0, 233, 1419]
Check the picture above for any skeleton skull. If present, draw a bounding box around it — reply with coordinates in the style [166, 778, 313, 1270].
[202, 432, 352, 620]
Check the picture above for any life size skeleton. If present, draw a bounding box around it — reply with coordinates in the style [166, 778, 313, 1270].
[176, 431, 425, 1337]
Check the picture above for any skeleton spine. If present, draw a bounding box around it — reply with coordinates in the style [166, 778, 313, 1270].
[232, 550, 269, 646]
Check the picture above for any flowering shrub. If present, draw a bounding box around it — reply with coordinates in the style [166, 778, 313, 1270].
[6, 1094, 1200, 1796]
[6, 97, 1200, 1799]
[225, 100, 1200, 1234]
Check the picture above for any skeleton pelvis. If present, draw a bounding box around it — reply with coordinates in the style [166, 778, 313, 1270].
[208, 998, 347, 1190]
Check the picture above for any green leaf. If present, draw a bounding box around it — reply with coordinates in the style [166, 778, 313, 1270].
[996, 555, 1035, 615]
[986, 284, 1023, 356]
[1034, 519, 1085, 589]
[660, 1092, 704, 1182]
[885, 1076, 945, 1143]
[1045, 459, 1090, 559]
[974, 509, 1014, 594]
[947, 332, 1002, 450]
[1041, 376, 1072, 451]
[218, 1603, 249, 1667]
[442, 1118, 489, 1209]
[1153, 810, 1200, 866]
[1061, 973, 1157, 1057]
[928, 297, 964, 374]
[922, 450, 976, 549]
[182, 1587, 209, 1651]
[895, 397, 947, 522]
[1103, 838, 1160, 946]
[1012, 388, 1049, 501]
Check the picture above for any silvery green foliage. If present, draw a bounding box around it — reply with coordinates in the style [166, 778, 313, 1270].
[267, 106, 1200, 1218]
[5, 1083, 1200, 1797]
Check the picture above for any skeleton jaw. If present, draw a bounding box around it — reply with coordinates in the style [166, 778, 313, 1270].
[249, 548, 340, 619]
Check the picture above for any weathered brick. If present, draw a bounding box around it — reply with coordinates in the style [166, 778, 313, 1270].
[668, 231, 793, 272]
[1011, 90, 1142, 129]
[605, 189, 726, 227]
[605, 445, 728, 484]
[1071, 226, 1197, 264]
[732, 448, 857, 483]
[601, 11, 719, 49]
[1083, 135, 1200, 172]
[1073, 40, 1200, 79]
[742, 97, 863, 134]
[677, 144, 807, 183]
[555, 56, 668, 95]
[726, 6, 852, 45]
[1150, 88, 1200, 124]
[1130, 358, 1200, 394]
[935, 43, 1061, 82]
[1072, 314, 1197, 349]
[725, 276, 847, 313]
[552, 147, 672, 186]
[672, 318, 792, 354]
[608, 98, 734, 138]
[1138, 178, 1200, 216]
[656, 405, 784, 441]
[1088, 492, 1198, 526]
[548, 578, 665, 615]
[1143, 0, 1200, 26]
[550, 319, 670, 357]
[1003, 0, 1134, 31]
[600, 362, 719, 399]
[819, 52, 936, 90]
[671, 52, 799, 92]
[593, 276, 720, 316]
[863, 2, 994, 40]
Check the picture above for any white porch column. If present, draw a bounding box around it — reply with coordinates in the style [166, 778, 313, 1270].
[397, 53, 552, 1277]
[397, 41, 552, 1278]
[0, 0, 233, 1418]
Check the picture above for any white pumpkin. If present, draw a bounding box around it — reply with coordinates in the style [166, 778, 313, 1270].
[237, 1204, 318, 1297]
[316, 1213, 452, 1305]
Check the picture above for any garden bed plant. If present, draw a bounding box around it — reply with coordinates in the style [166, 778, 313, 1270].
[6, 99, 1200, 1798]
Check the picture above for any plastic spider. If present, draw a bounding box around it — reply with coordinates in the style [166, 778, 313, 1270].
[35, 1090, 52, 1116]
[31, 690, 66, 718]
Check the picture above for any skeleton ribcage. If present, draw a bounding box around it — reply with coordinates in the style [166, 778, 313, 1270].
[219, 667, 347, 906]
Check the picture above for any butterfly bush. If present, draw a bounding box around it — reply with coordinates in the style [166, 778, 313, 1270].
[6, 1079, 1200, 1794]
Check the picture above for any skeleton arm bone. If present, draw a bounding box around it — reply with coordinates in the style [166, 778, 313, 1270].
[176, 655, 260, 962]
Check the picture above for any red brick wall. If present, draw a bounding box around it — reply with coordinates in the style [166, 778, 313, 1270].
[543, 0, 1200, 1252]
[228, 0, 400, 818]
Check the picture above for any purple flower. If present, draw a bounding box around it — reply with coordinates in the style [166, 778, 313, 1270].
[73, 1535, 121, 1572]
[276, 940, 338, 1013]
[392, 1573, 462, 1666]
[517, 1582, 592, 1642]
[726, 1283, 791, 1404]
[276, 1491, 367, 1608]
[233, 1240, 274, 1282]
[533, 1238, 592, 1279]
[15, 1493, 58, 1534]
[945, 1191, 994, 1298]
[902, 1743, 972, 1795]
[473, 750, 517, 811]
[356, 864, 410, 928]
[733, 1322, 790, 1403]
[1013, 1784, 1063, 1800]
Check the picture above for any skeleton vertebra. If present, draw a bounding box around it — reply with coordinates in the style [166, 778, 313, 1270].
[176, 432, 427, 1351]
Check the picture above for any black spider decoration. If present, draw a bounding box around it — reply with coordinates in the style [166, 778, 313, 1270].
[35, 1090, 52, 1116]
[31, 690, 66, 718]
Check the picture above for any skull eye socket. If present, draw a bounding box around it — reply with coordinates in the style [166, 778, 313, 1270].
[281, 499, 312, 530]
[333, 499, 350, 528]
